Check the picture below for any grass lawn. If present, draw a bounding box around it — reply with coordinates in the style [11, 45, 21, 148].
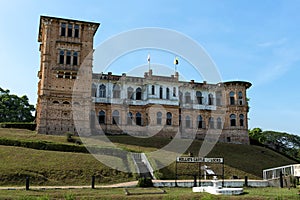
[0, 187, 299, 200]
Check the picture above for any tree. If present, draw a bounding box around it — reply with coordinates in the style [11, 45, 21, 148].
[0, 87, 35, 122]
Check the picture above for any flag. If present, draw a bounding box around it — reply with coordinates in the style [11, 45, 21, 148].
[147, 54, 150, 63]
[174, 57, 179, 65]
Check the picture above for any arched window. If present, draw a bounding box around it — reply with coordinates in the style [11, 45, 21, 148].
[166, 112, 172, 125]
[173, 87, 176, 97]
[98, 110, 105, 124]
[159, 86, 163, 99]
[157, 112, 162, 125]
[53, 100, 59, 104]
[91, 84, 97, 97]
[112, 110, 120, 125]
[197, 115, 204, 128]
[217, 117, 222, 129]
[127, 112, 133, 125]
[113, 84, 121, 98]
[136, 87, 142, 100]
[185, 92, 191, 103]
[216, 91, 222, 106]
[59, 50, 64, 64]
[66, 51, 71, 65]
[238, 91, 243, 105]
[73, 52, 78, 66]
[196, 91, 202, 104]
[230, 114, 236, 126]
[239, 114, 244, 126]
[63, 101, 70, 104]
[208, 93, 214, 105]
[209, 117, 214, 129]
[127, 87, 134, 99]
[185, 115, 191, 128]
[136, 112, 142, 126]
[166, 88, 170, 99]
[99, 84, 106, 98]
[230, 91, 235, 105]
[151, 85, 155, 95]
[179, 91, 183, 103]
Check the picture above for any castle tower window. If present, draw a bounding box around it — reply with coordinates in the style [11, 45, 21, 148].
[60, 23, 66, 36]
[173, 87, 176, 97]
[157, 112, 162, 125]
[151, 85, 155, 95]
[230, 114, 236, 126]
[216, 91, 222, 106]
[127, 112, 133, 125]
[197, 115, 204, 128]
[185, 92, 191, 103]
[113, 84, 121, 98]
[91, 84, 97, 97]
[136, 87, 142, 100]
[73, 52, 78, 66]
[209, 117, 214, 129]
[66, 51, 71, 65]
[74, 24, 79, 38]
[53, 100, 59, 104]
[196, 91, 203, 104]
[208, 93, 214, 105]
[59, 50, 64, 64]
[136, 112, 142, 126]
[239, 114, 244, 126]
[217, 117, 222, 129]
[99, 84, 106, 98]
[166, 87, 170, 99]
[238, 91, 243, 105]
[127, 87, 134, 99]
[230, 91, 235, 105]
[98, 110, 105, 124]
[166, 112, 172, 125]
[67, 24, 73, 37]
[159, 86, 163, 99]
[185, 115, 191, 128]
[112, 110, 120, 125]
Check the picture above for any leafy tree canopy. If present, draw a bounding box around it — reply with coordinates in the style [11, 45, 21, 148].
[0, 87, 35, 122]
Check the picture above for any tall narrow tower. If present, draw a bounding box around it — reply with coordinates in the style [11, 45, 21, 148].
[36, 16, 100, 134]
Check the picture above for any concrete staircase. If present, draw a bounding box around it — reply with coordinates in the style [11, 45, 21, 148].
[131, 153, 155, 179]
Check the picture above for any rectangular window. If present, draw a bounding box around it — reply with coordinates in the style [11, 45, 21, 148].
[61, 23, 66, 36]
[59, 50, 64, 64]
[66, 51, 71, 65]
[173, 87, 176, 97]
[74, 24, 79, 38]
[67, 24, 73, 37]
[73, 52, 78, 66]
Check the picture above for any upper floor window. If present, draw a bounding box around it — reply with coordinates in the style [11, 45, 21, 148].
[230, 114, 236, 126]
[151, 85, 155, 95]
[68, 24, 73, 37]
[59, 50, 64, 64]
[166, 88, 170, 99]
[74, 24, 79, 38]
[166, 112, 172, 125]
[159, 86, 163, 99]
[60, 23, 66, 36]
[230, 91, 235, 105]
[91, 84, 97, 97]
[173, 87, 176, 97]
[127, 87, 134, 99]
[157, 112, 162, 125]
[185, 92, 191, 104]
[196, 91, 202, 104]
[238, 91, 243, 105]
[208, 93, 214, 105]
[113, 84, 121, 99]
[217, 117, 222, 129]
[66, 51, 71, 65]
[216, 91, 222, 106]
[73, 52, 78, 66]
[239, 114, 244, 126]
[136, 87, 142, 100]
[99, 84, 106, 98]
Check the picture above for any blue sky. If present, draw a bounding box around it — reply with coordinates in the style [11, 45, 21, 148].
[0, 0, 300, 134]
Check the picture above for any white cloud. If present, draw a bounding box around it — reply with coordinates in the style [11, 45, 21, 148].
[257, 38, 287, 48]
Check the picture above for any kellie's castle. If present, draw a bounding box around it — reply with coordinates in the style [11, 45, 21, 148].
[36, 16, 251, 144]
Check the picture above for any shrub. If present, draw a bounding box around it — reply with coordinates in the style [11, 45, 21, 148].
[137, 177, 153, 187]
[0, 122, 36, 131]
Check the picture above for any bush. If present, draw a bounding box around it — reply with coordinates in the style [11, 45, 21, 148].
[137, 177, 153, 187]
[0, 122, 36, 131]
